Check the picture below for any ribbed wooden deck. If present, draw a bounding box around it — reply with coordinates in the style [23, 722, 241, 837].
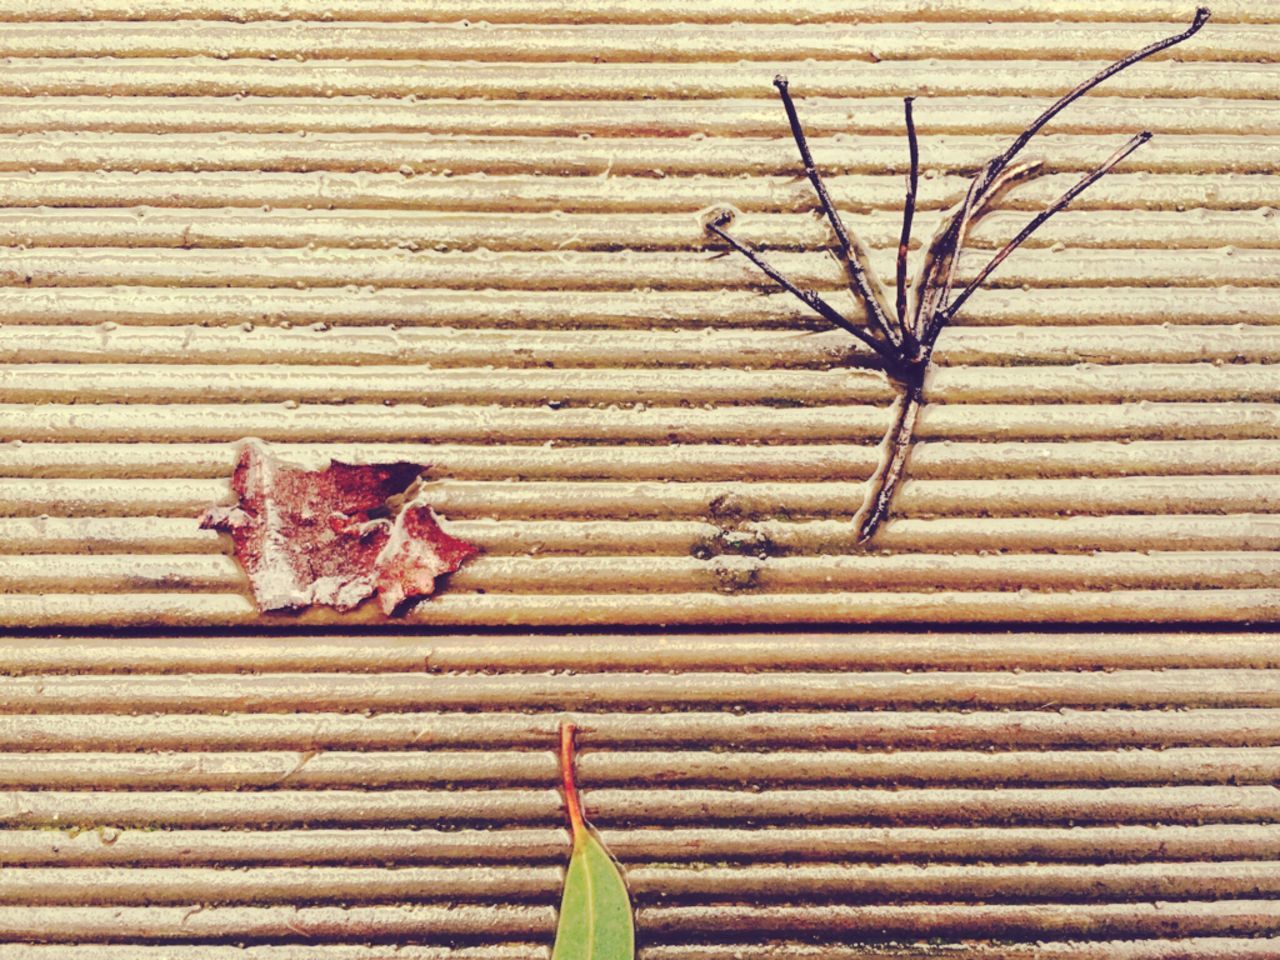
[0, 2, 1277, 626]
[0, 633, 1276, 957]
[1, 0, 1278, 955]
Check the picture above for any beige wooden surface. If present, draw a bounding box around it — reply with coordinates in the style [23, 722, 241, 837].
[1, 1, 1279, 957]
[0, 631, 1276, 957]
[0, 1, 1275, 626]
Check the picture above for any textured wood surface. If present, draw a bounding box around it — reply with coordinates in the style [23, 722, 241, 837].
[0, 632, 1274, 957]
[1, 0, 1279, 956]
[0, 2, 1277, 625]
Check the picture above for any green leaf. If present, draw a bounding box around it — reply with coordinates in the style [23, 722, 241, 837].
[550, 828, 635, 960]
[552, 721, 635, 960]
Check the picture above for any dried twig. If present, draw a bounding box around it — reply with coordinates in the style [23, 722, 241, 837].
[706, 7, 1211, 545]
[945, 131, 1152, 319]
[774, 76, 903, 350]
[895, 95, 919, 337]
[704, 210, 901, 367]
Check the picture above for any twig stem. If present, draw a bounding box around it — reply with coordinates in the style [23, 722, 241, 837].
[705, 214, 898, 364]
[994, 7, 1209, 171]
[774, 75, 900, 348]
[895, 96, 919, 335]
[854, 379, 924, 544]
[855, 384, 926, 547]
[946, 132, 1152, 319]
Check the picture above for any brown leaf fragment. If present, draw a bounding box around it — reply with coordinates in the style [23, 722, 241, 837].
[200, 439, 478, 615]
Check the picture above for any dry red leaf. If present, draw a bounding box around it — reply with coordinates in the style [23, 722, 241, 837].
[200, 439, 477, 615]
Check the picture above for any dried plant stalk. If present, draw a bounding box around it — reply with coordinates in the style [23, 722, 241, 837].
[707, 7, 1211, 545]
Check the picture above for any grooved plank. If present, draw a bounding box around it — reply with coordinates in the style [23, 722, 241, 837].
[644, 942, 1280, 960]
[0, 861, 1278, 906]
[643, 901, 1280, 938]
[3, 440, 1280, 482]
[0, 900, 1274, 942]
[0, 22, 1263, 62]
[0, 669, 1273, 713]
[758, 515, 1280, 554]
[2, 208, 1273, 251]
[420, 476, 1280, 518]
[34, 361, 1280, 405]
[0, 96, 1273, 137]
[638, 862, 1280, 900]
[9, 551, 1280, 594]
[6, 325, 1279, 367]
[0, 786, 1277, 828]
[0, 517, 227, 555]
[0, 948, 544, 960]
[0, 945, 1274, 960]
[0, 865, 561, 905]
[5, 514, 1278, 558]
[6, 475, 1279, 520]
[0, 747, 1276, 788]
[5, 402, 1279, 444]
[1, 59, 1275, 100]
[0, 133, 1270, 175]
[4, 708, 1280, 749]
[0, 1, 1268, 24]
[7, 588, 1277, 627]
[0, 286, 1266, 328]
[0, 903, 549, 942]
[0, 172, 1272, 213]
[3, 823, 1278, 865]
[0, 631, 1272, 672]
[0, 247, 1271, 289]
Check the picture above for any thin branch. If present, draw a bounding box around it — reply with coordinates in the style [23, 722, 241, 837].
[704, 213, 898, 364]
[895, 96, 919, 335]
[919, 10, 1207, 344]
[853, 380, 924, 544]
[917, 158, 1043, 348]
[945, 131, 1152, 319]
[914, 5, 1210, 337]
[994, 7, 1208, 174]
[774, 75, 901, 348]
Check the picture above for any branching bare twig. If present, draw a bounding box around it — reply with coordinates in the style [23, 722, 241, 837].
[706, 7, 1210, 545]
